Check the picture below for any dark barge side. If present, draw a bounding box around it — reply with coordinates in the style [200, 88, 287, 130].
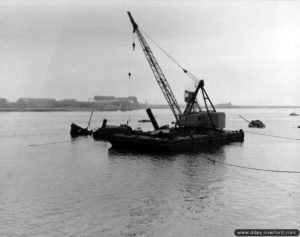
[107, 108, 244, 153]
[108, 129, 244, 153]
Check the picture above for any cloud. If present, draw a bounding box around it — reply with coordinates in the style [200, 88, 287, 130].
[0, 0, 299, 105]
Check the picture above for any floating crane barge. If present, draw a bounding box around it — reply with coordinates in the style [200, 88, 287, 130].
[108, 129, 244, 152]
[107, 12, 244, 152]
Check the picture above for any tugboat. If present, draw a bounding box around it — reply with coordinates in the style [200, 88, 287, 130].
[289, 112, 298, 116]
[106, 12, 244, 152]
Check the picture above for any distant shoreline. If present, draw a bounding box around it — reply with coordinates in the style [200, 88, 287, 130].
[0, 105, 299, 112]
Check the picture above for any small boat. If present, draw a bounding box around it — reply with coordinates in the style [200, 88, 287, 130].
[70, 123, 92, 138]
[248, 120, 266, 128]
[290, 112, 299, 116]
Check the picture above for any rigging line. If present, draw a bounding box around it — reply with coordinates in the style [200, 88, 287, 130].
[245, 130, 300, 141]
[127, 33, 134, 124]
[199, 154, 300, 174]
[186, 71, 200, 83]
[87, 102, 95, 129]
[239, 115, 250, 123]
[128, 72, 131, 123]
[140, 28, 200, 83]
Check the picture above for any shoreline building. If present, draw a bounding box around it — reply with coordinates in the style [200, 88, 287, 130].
[16, 98, 57, 108]
[0, 98, 8, 107]
[93, 95, 139, 110]
[93, 96, 116, 104]
[94, 96, 138, 105]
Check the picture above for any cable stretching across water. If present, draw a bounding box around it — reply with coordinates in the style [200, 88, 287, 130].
[245, 130, 300, 141]
[0, 132, 65, 138]
[28, 140, 71, 147]
[200, 154, 300, 174]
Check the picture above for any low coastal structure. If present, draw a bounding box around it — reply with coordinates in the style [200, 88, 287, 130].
[0, 97, 298, 112]
[0, 96, 143, 111]
[0, 98, 9, 107]
[17, 98, 56, 108]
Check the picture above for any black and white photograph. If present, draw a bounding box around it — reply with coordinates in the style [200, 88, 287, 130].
[0, 0, 299, 236]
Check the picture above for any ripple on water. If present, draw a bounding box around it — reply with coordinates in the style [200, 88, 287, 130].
[0, 110, 300, 236]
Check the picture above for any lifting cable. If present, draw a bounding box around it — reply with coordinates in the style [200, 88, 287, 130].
[128, 71, 131, 124]
[199, 153, 300, 174]
[126, 32, 136, 124]
[245, 130, 300, 141]
[140, 28, 201, 84]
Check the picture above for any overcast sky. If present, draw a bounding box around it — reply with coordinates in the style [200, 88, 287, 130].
[0, 0, 299, 105]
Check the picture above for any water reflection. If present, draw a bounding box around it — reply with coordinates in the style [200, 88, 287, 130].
[1, 110, 299, 236]
[107, 144, 230, 231]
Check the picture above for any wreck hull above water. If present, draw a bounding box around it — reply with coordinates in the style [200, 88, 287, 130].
[70, 123, 92, 138]
[108, 130, 244, 152]
[93, 125, 132, 140]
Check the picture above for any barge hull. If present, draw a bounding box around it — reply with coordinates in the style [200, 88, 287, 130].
[108, 131, 244, 152]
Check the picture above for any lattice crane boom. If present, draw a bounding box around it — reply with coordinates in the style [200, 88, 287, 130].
[127, 12, 182, 123]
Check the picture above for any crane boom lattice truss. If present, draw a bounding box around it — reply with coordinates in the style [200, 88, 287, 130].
[128, 12, 182, 123]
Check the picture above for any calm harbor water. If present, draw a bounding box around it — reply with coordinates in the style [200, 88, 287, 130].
[0, 108, 299, 236]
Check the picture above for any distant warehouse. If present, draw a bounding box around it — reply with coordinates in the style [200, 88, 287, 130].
[94, 96, 116, 104]
[94, 96, 138, 104]
[17, 98, 57, 108]
[117, 97, 138, 104]
[0, 98, 8, 107]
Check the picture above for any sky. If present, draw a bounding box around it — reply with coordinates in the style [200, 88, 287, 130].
[0, 0, 299, 106]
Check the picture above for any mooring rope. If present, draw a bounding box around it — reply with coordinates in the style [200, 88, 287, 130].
[199, 154, 300, 174]
[0, 133, 64, 138]
[28, 140, 71, 147]
[245, 130, 300, 141]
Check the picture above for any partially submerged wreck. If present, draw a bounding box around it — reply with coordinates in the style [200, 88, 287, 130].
[93, 119, 132, 140]
[248, 120, 266, 128]
[239, 115, 266, 128]
[70, 123, 92, 138]
[70, 105, 94, 137]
